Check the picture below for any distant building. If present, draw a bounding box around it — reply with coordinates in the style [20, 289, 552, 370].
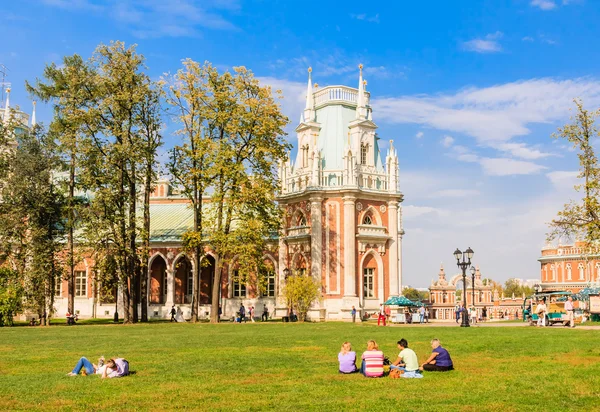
[538, 242, 600, 293]
[49, 66, 405, 321]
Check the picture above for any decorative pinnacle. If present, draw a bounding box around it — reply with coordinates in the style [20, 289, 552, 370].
[314, 83, 319, 88]
[6, 87, 10, 93]
[308, 67, 312, 73]
[363, 80, 367, 86]
[359, 64, 363, 71]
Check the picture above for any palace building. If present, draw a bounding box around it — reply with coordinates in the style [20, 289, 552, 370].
[46, 66, 405, 321]
[538, 241, 600, 293]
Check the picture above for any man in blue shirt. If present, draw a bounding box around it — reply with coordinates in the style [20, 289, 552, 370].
[420, 339, 454, 372]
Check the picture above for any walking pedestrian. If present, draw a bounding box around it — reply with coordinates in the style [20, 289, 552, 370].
[262, 306, 269, 321]
[351, 306, 357, 323]
[419, 306, 425, 324]
[239, 304, 246, 323]
[377, 304, 386, 326]
[425, 307, 430, 323]
[170, 305, 176, 322]
[564, 296, 575, 328]
[455, 304, 460, 323]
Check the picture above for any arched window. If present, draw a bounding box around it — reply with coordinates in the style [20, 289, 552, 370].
[187, 268, 193, 296]
[595, 262, 600, 281]
[566, 263, 572, 281]
[360, 144, 368, 165]
[232, 269, 246, 298]
[363, 268, 374, 298]
[363, 214, 373, 225]
[550, 264, 556, 281]
[578, 263, 585, 280]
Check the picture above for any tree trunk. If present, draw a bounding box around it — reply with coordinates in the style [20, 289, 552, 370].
[67, 153, 75, 315]
[210, 260, 223, 323]
[129, 163, 139, 323]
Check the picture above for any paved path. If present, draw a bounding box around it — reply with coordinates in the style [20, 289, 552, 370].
[382, 321, 600, 329]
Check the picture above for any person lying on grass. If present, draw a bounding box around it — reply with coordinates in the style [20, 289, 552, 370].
[419, 339, 454, 372]
[68, 356, 129, 378]
[338, 342, 358, 374]
[390, 338, 423, 379]
[360, 340, 384, 378]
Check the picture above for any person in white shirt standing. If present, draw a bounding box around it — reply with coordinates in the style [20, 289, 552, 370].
[536, 299, 547, 327]
[564, 296, 575, 328]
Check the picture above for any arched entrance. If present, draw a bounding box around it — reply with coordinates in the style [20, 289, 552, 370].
[149, 255, 167, 304]
[200, 254, 215, 304]
[174, 255, 193, 304]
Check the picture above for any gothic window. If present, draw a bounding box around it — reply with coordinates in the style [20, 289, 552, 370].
[55, 275, 62, 297]
[187, 268, 193, 296]
[265, 270, 276, 297]
[566, 263, 572, 281]
[595, 262, 600, 281]
[360, 144, 368, 165]
[551, 264, 556, 281]
[75, 270, 87, 297]
[443, 292, 447, 303]
[232, 269, 246, 298]
[578, 263, 585, 280]
[162, 271, 168, 298]
[363, 214, 373, 225]
[363, 268, 374, 298]
[302, 145, 309, 168]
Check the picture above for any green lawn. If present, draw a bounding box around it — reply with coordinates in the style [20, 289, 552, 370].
[1, 322, 599, 411]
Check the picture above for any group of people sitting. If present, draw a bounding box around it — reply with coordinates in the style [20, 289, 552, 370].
[67, 356, 130, 378]
[338, 338, 453, 378]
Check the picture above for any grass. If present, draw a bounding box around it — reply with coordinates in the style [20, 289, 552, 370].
[1, 322, 599, 411]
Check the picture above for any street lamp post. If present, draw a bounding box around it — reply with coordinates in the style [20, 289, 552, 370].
[454, 247, 474, 328]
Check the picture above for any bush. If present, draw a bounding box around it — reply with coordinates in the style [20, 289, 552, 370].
[0, 267, 23, 326]
[282, 275, 321, 322]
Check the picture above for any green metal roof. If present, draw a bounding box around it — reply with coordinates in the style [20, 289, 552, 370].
[149, 203, 194, 242]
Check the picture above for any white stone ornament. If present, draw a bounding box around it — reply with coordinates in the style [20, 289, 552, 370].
[379, 205, 387, 213]
[356, 202, 363, 211]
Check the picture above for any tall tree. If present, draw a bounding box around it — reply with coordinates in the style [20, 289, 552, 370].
[0, 121, 65, 326]
[27, 55, 94, 317]
[549, 99, 600, 247]
[137, 85, 163, 322]
[165, 61, 290, 323]
[199, 65, 290, 324]
[164, 60, 215, 323]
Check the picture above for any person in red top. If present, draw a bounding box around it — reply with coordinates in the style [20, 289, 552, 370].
[377, 304, 386, 326]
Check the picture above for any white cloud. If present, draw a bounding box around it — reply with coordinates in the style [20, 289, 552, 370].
[479, 158, 547, 176]
[462, 31, 503, 53]
[546, 170, 579, 190]
[257, 77, 305, 135]
[350, 13, 380, 23]
[42, 0, 238, 38]
[415, 131, 424, 139]
[403, 205, 448, 220]
[531, 0, 557, 10]
[373, 77, 600, 160]
[522, 36, 535, 42]
[429, 189, 481, 198]
[441, 135, 454, 147]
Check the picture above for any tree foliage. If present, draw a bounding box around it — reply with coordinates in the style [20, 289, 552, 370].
[282, 275, 321, 322]
[402, 287, 429, 301]
[548, 99, 600, 247]
[165, 61, 290, 323]
[0, 121, 65, 325]
[0, 267, 23, 326]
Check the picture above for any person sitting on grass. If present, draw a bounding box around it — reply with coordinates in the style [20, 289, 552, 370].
[338, 342, 358, 374]
[360, 340, 384, 378]
[420, 339, 454, 372]
[390, 338, 423, 378]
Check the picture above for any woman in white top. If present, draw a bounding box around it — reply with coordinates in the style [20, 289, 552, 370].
[536, 300, 547, 327]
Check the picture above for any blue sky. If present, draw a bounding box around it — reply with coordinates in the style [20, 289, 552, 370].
[1, 0, 598, 288]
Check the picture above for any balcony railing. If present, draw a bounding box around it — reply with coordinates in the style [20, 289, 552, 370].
[313, 86, 370, 108]
[287, 226, 311, 238]
[284, 168, 388, 194]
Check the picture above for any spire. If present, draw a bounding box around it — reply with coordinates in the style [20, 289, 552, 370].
[31, 100, 37, 127]
[3, 87, 10, 125]
[356, 64, 366, 120]
[303, 67, 314, 123]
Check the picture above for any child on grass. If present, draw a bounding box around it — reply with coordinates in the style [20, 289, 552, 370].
[338, 342, 358, 374]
